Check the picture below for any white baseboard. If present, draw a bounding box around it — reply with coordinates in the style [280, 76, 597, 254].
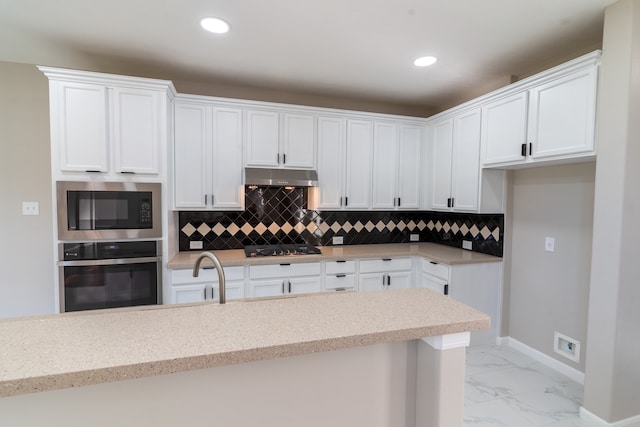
[496, 336, 585, 384]
[580, 407, 640, 427]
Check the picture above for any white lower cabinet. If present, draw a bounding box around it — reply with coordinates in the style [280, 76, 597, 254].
[358, 258, 412, 292]
[324, 260, 357, 291]
[417, 257, 502, 346]
[248, 262, 322, 298]
[170, 266, 245, 304]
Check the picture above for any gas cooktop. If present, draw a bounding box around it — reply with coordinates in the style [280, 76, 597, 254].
[244, 244, 322, 257]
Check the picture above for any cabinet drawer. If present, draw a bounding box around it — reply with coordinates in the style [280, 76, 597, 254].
[359, 257, 412, 273]
[421, 259, 449, 280]
[325, 260, 356, 275]
[325, 274, 356, 290]
[249, 262, 321, 279]
[171, 266, 244, 284]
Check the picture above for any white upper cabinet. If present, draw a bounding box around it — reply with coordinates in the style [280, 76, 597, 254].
[344, 120, 373, 209]
[481, 51, 599, 168]
[430, 108, 482, 212]
[372, 123, 421, 210]
[173, 99, 243, 210]
[245, 109, 316, 169]
[40, 67, 174, 180]
[316, 116, 346, 209]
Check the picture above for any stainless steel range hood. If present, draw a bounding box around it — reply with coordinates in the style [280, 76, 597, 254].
[245, 168, 318, 187]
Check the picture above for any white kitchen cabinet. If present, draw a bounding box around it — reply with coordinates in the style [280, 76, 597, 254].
[316, 116, 346, 209]
[344, 120, 373, 209]
[324, 260, 357, 291]
[173, 100, 244, 210]
[169, 266, 245, 304]
[40, 67, 173, 180]
[358, 258, 412, 292]
[248, 262, 322, 298]
[481, 51, 599, 168]
[371, 123, 422, 210]
[245, 109, 316, 169]
[416, 257, 502, 346]
[430, 108, 481, 212]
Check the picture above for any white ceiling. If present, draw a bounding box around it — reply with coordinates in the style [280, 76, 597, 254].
[0, 0, 617, 110]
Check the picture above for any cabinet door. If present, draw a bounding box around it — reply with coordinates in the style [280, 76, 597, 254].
[54, 82, 109, 172]
[317, 117, 346, 209]
[529, 66, 598, 159]
[387, 271, 412, 290]
[245, 109, 280, 167]
[250, 279, 285, 298]
[359, 272, 385, 292]
[112, 87, 161, 174]
[421, 273, 448, 295]
[282, 113, 316, 169]
[451, 109, 481, 211]
[174, 102, 209, 209]
[211, 107, 244, 210]
[345, 120, 373, 209]
[289, 276, 322, 295]
[397, 125, 421, 209]
[212, 280, 245, 301]
[430, 118, 454, 210]
[171, 284, 207, 304]
[481, 92, 529, 166]
[372, 122, 398, 209]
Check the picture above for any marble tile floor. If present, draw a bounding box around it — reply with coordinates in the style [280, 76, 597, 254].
[464, 345, 587, 426]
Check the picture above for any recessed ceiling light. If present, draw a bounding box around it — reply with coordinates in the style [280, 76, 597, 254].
[414, 56, 437, 67]
[201, 17, 230, 34]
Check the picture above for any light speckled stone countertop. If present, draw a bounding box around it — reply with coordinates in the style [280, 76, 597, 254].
[0, 288, 489, 398]
[168, 242, 502, 269]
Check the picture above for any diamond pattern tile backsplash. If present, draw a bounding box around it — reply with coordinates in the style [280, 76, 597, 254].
[179, 187, 504, 257]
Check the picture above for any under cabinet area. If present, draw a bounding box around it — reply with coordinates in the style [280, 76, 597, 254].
[481, 51, 599, 168]
[39, 67, 174, 180]
[170, 266, 245, 304]
[248, 262, 322, 298]
[359, 258, 412, 292]
[173, 99, 244, 210]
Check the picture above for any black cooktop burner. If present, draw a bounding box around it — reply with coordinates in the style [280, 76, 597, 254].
[244, 244, 322, 257]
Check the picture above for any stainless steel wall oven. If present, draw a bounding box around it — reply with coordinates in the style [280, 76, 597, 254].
[58, 241, 161, 312]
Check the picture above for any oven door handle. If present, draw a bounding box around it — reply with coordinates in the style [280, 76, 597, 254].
[59, 256, 161, 267]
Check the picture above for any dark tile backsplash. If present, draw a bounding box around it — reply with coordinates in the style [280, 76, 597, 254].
[179, 187, 503, 257]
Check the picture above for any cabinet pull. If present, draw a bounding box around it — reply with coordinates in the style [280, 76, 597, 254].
[336, 260, 346, 263]
[398, 197, 401, 207]
[529, 142, 532, 156]
[393, 198, 396, 207]
[345, 197, 348, 206]
[521, 143, 527, 157]
[429, 261, 438, 265]
[211, 287, 215, 300]
[280, 263, 291, 266]
[382, 258, 392, 262]
[282, 281, 285, 294]
[120, 171, 135, 174]
[335, 287, 346, 292]
[340, 197, 343, 207]
[288, 280, 291, 294]
[388, 275, 391, 286]
[203, 288, 207, 300]
[85, 170, 102, 173]
[283, 154, 286, 164]
[444, 284, 449, 296]
[451, 198, 454, 208]
[336, 274, 346, 278]
[447, 198, 451, 208]
[277, 153, 280, 164]
[211, 194, 214, 205]
[204, 194, 207, 205]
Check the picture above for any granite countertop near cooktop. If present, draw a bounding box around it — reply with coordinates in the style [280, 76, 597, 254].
[0, 288, 489, 398]
[167, 243, 502, 269]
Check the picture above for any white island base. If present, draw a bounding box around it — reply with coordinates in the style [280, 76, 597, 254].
[0, 333, 469, 427]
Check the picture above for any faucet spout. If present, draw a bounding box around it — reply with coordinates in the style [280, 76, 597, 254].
[193, 251, 226, 304]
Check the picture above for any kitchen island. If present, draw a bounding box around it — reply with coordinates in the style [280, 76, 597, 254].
[0, 288, 489, 427]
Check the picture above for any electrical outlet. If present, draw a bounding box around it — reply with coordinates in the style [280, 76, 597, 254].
[553, 331, 580, 363]
[462, 240, 472, 250]
[410, 234, 419, 242]
[545, 237, 555, 252]
[22, 202, 40, 216]
[189, 241, 203, 250]
[332, 236, 344, 245]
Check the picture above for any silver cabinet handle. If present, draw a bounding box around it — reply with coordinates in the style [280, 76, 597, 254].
[203, 287, 207, 300]
[204, 194, 207, 205]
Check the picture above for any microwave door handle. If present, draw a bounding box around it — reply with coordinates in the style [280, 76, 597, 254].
[90, 197, 96, 231]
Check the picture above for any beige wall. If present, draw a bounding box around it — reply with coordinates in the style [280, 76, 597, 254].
[508, 163, 595, 372]
[0, 61, 55, 318]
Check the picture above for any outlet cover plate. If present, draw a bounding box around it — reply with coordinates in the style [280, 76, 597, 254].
[553, 331, 580, 363]
[462, 240, 472, 250]
[22, 201, 39, 216]
[545, 237, 555, 252]
[332, 236, 344, 245]
[410, 234, 419, 242]
[189, 241, 203, 250]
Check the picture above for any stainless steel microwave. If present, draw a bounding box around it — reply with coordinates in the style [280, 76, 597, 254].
[56, 181, 162, 241]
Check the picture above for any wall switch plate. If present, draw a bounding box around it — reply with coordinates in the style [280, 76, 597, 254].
[332, 236, 344, 245]
[545, 237, 555, 252]
[462, 240, 473, 250]
[410, 234, 419, 242]
[189, 241, 203, 250]
[22, 202, 39, 216]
